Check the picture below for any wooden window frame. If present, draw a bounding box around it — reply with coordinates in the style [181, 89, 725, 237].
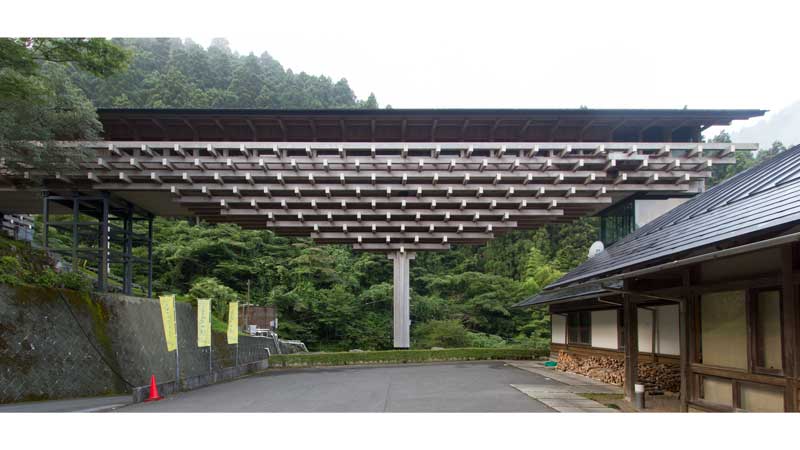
[695, 373, 786, 412]
[566, 310, 591, 346]
[748, 287, 785, 376]
[694, 286, 785, 379]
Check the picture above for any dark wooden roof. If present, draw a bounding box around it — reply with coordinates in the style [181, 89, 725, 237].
[515, 281, 622, 308]
[534, 144, 800, 296]
[97, 108, 765, 143]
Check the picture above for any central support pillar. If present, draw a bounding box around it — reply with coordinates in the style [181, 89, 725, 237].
[388, 251, 415, 348]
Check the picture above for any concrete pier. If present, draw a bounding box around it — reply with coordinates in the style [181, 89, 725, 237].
[389, 251, 415, 348]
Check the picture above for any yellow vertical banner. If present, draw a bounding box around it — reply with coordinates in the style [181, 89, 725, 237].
[159, 295, 178, 352]
[197, 298, 211, 348]
[227, 301, 239, 344]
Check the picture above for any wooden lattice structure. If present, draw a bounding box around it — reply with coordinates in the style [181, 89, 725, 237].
[66, 140, 750, 252]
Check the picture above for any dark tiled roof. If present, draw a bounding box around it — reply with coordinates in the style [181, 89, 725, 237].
[514, 281, 621, 307]
[96, 108, 765, 142]
[97, 107, 766, 119]
[546, 144, 800, 290]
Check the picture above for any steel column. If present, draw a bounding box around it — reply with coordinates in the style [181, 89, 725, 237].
[42, 193, 49, 250]
[147, 215, 154, 298]
[123, 203, 133, 295]
[71, 193, 79, 271]
[98, 193, 109, 292]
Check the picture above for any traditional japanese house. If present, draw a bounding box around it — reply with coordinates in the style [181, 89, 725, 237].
[517, 144, 800, 412]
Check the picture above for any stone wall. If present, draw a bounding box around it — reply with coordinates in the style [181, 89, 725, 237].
[0, 285, 279, 403]
[556, 350, 680, 393]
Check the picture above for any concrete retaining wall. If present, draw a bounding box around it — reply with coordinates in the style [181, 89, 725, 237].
[0, 285, 276, 403]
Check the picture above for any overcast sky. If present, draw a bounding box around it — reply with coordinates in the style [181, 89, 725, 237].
[9, 0, 800, 134]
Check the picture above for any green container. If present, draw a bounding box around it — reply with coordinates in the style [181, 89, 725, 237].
[544, 361, 557, 367]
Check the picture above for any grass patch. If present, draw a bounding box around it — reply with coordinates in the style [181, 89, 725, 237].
[211, 314, 228, 334]
[268, 347, 547, 368]
[578, 393, 624, 410]
[578, 393, 624, 402]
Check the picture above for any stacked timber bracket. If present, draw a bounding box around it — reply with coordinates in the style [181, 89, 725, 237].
[25, 140, 749, 253]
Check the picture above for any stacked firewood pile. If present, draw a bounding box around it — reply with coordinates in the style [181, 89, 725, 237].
[556, 351, 680, 392]
[556, 351, 624, 385]
[639, 362, 680, 393]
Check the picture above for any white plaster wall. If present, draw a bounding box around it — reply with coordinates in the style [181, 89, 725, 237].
[551, 314, 566, 344]
[634, 198, 688, 228]
[638, 308, 654, 352]
[591, 309, 618, 349]
[656, 304, 680, 355]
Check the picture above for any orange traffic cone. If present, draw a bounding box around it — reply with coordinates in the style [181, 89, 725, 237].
[144, 374, 163, 402]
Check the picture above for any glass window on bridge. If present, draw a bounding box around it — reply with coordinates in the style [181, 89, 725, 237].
[599, 199, 635, 246]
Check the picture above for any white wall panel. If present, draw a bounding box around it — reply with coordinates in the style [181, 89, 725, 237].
[551, 314, 566, 344]
[591, 309, 618, 349]
[638, 308, 654, 352]
[656, 304, 680, 355]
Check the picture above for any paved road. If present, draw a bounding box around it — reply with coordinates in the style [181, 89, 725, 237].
[0, 395, 130, 413]
[121, 361, 559, 412]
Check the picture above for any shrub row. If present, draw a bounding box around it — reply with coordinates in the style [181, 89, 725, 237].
[268, 347, 548, 368]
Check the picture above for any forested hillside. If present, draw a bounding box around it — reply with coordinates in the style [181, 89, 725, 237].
[70, 38, 378, 109]
[58, 38, 786, 351]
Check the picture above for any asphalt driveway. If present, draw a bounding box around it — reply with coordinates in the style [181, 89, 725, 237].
[121, 361, 560, 412]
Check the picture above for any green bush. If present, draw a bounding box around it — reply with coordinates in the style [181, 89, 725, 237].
[269, 347, 546, 368]
[412, 319, 472, 349]
[506, 332, 551, 352]
[467, 331, 509, 348]
[55, 271, 94, 291]
[188, 276, 239, 318]
[24, 267, 93, 292]
[0, 255, 26, 285]
[29, 267, 59, 287]
[0, 252, 93, 292]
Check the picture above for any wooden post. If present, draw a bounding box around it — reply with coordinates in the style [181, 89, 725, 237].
[679, 269, 692, 412]
[781, 244, 797, 412]
[623, 291, 639, 402]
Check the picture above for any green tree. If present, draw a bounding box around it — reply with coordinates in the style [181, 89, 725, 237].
[551, 218, 597, 271]
[708, 133, 786, 187]
[0, 38, 130, 172]
[188, 277, 240, 319]
[70, 38, 374, 110]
